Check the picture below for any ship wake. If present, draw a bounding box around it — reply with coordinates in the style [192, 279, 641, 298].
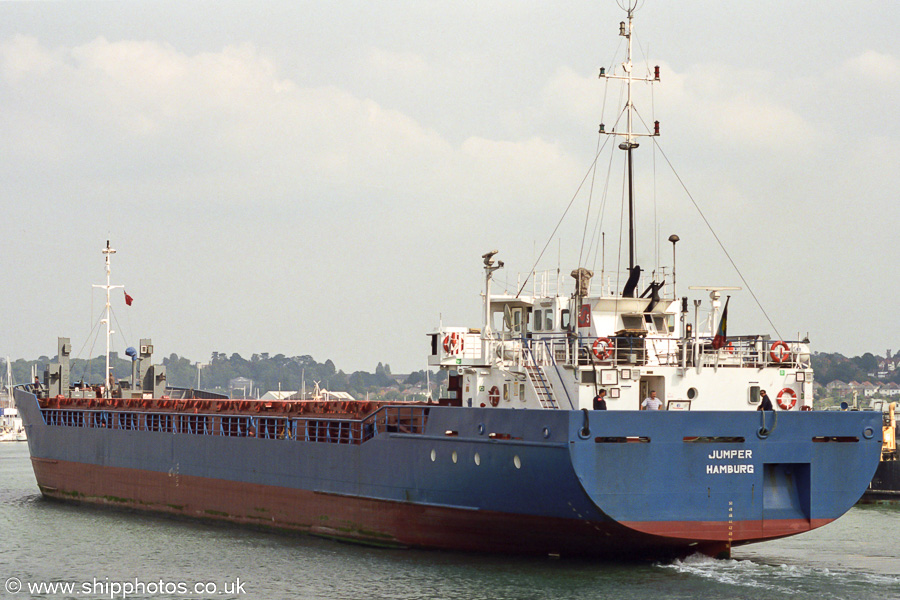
[658, 553, 900, 599]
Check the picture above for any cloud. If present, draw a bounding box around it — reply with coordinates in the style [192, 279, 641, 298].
[542, 65, 599, 123]
[366, 47, 429, 78]
[839, 50, 900, 86]
[0, 35, 584, 212]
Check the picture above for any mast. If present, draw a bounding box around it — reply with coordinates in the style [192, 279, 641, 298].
[623, 8, 637, 270]
[598, 2, 660, 276]
[481, 250, 503, 361]
[5, 357, 11, 406]
[92, 240, 123, 397]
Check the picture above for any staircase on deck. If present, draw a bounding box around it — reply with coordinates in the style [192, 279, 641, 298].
[523, 345, 559, 409]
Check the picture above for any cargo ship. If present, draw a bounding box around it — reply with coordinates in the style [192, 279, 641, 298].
[860, 402, 899, 503]
[14, 4, 883, 560]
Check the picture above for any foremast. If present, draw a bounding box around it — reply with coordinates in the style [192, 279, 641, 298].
[92, 240, 123, 397]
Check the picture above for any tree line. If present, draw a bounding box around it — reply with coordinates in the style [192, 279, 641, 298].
[3, 351, 447, 400]
[810, 352, 895, 386]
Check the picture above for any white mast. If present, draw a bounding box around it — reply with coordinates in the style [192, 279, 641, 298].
[92, 240, 123, 397]
[5, 357, 11, 406]
[481, 251, 503, 361]
[599, 1, 660, 275]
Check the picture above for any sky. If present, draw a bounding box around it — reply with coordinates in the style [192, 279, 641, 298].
[0, 1, 898, 373]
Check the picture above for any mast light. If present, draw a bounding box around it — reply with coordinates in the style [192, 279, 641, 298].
[654, 65, 660, 80]
[599, 123, 605, 133]
[654, 121, 660, 136]
[619, 21, 627, 36]
[599, 67, 606, 77]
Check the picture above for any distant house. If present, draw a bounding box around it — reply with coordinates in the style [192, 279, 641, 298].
[288, 388, 356, 402]
[880, 382, 900, 397]
[877, 350, 899, 379]
[851, 381, 880, 398]
[260, 390, 297, 401]
[321, 390, 355, 402]
[229, 377, 254, 399]
[826, 380, 851, 397]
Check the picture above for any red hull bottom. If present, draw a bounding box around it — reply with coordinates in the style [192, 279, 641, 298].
[30, 458, 825, 560]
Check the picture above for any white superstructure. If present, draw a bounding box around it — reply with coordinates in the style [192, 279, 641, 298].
[428, 3, 811, 413]
[429, 260, 811, 412]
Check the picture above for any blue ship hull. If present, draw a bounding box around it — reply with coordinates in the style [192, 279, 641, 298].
[14, 388, 882, 559]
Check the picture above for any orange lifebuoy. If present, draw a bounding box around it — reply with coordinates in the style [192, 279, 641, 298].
[777, 388, 797, 411]
[443, 333, 464, 355]
[488, 385, 500, 407]
[770, 341, 790, 363]
[727, 342, 735, 354]
[592, 337, 612, 360]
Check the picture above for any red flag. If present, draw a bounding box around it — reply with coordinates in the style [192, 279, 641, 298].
[124, 291, 134, 306]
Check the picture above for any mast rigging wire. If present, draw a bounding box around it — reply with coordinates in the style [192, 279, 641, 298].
[515, 122, 618, 298]
[649, 136, 783, 339]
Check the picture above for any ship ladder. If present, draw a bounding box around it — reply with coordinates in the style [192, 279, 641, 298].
[523, 345, 558, 409]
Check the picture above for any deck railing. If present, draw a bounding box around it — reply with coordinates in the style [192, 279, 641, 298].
[494, 334, 810, 369]
[38, 404, 430, 446]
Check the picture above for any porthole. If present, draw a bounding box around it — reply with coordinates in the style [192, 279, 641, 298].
[687, 387, 698, 400]
[514, 455, 522, 469]
[477, 423, 485, 435]
[451, 451, 458, 464]
[542, 427, 550, 439]
[430, 449, 436, 462]
[474, 453, 481, 466]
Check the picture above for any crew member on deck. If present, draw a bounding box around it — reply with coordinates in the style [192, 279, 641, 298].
[108, 373, 121, 398]
[593, 389, 607, 410]
[757, 389, 774, 411]
[641, 390, 663, 410]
